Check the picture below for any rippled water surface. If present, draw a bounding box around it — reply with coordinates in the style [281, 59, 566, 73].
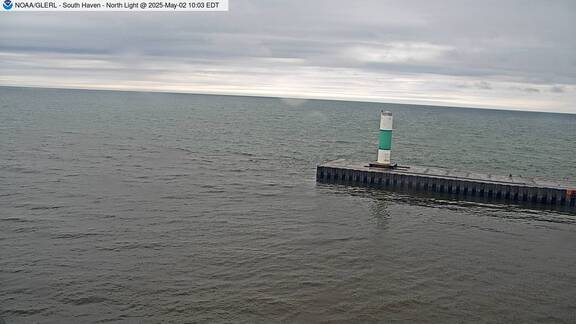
[1, 86, 576, 323]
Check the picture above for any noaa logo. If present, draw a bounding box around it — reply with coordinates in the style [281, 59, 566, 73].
[3, 0, 13, 10]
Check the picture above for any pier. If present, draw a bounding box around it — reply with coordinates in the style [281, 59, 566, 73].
[316, 112, 576, 210]
[317, 160, 576, 209]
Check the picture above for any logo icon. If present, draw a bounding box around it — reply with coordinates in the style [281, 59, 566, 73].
[3, 0, 13, 10]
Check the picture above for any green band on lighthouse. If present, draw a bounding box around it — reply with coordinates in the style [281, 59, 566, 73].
[379, 129, 392, 150]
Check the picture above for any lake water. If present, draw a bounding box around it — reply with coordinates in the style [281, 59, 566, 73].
[1, 86, 575, 323]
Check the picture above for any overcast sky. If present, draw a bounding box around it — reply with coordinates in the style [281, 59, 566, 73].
[1, 0, 575, 113]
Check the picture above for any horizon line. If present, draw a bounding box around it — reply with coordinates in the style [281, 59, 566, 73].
[1, 84, 574, 115]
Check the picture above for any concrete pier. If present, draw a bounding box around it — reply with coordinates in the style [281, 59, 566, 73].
[317, 159, 576, 210]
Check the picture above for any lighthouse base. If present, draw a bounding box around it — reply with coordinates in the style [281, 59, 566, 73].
[368, 162, 409, 169]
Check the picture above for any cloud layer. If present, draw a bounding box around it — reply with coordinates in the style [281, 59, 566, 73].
[1, 0, 575, 112]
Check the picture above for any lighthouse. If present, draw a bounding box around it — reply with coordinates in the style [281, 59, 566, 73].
[377, 111, 393, 166]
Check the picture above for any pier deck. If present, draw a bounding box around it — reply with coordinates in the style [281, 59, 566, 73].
[317, 159, 576, 210]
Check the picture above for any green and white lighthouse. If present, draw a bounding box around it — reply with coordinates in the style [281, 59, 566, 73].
[377, 111, 393, 165]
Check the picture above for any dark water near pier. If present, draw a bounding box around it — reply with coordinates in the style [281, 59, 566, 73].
[1, 86, 575, 323]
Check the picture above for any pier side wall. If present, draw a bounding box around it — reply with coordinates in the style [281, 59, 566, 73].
[317, 165, 576, 210]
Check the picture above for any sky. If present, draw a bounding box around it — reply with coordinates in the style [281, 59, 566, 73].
[1, 0, 575, 113]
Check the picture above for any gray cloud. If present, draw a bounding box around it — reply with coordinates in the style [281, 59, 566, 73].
[1, 0, 575, 112]
[522, 87, 541, 93]
[476, 82, 492, 90]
